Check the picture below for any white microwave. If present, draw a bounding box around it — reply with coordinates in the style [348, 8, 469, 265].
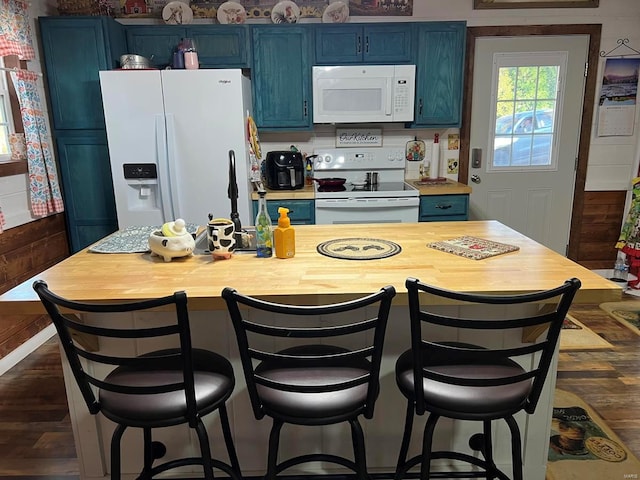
[312, 65, 416, 124]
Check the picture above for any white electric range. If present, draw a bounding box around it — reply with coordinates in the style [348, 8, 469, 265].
[312, 147, 419, 224]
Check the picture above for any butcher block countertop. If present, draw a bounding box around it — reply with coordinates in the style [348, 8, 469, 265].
[0, 221, 620, 314]
[251, 180, 470, 200]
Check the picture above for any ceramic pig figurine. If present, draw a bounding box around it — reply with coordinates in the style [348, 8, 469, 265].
[148, 218, 195, 262]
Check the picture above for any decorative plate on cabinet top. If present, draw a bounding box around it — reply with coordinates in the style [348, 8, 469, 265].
[217, 1, 247, 24]
[162, 1, 193, 24]
[322, 1, 349, 23]
[271, 1, 300, 24]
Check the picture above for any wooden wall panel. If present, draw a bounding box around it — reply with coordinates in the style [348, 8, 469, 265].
[0, 214, 69, 360]
[575, 191, 626, 270]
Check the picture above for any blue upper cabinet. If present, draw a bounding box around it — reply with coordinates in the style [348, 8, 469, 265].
[411, 22, 466, 127]
[39, 16, 126, 130]
[126, 26, 187, 69]
[314, 24, 412, 64]
[251, 25, 312, 131]
[126, 25, 250, 69]
[189, 25, 250, 68]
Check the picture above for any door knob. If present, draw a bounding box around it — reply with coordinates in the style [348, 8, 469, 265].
[471, 175, 481, 184]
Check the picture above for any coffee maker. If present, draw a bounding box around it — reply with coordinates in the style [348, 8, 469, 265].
[265, 151, 305, 190]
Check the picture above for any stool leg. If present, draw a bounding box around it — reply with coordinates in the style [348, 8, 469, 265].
[482, 420, 494, 480]
[219, 403, 241, 475]
[266, 419, 284, 480]
[420, 413, 439, 480]
[142, 427, 154, 480]
[350, 418, 369, 480]
[194, 418, 215, 480]
[110, 423, 126, 480]
[505, 416, 523, 480]
[395, 400, 415, 480]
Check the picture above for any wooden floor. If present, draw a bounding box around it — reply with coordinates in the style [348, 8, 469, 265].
[1, 297, 640, 479]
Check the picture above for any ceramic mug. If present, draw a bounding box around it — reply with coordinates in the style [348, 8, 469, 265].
[207, 217, 236, 259]
[9, 133, 26, 161]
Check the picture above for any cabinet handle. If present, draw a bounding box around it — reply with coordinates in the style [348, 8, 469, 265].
[418, 98, 423, 115]
[435, 204, 452, 210]
[357, 35, 362, 54]
[303, 100, 308, 117]
[365, 36, 369, 53]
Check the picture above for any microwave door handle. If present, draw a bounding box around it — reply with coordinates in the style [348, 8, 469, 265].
[385, 78, 393, 116]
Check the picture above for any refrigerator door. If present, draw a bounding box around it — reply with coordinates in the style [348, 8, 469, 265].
[100, 70, 170, 228]
[160, 69, 252, 228]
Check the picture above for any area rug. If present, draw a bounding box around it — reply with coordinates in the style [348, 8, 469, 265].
[547, 389, 640, 480]
[559, 314, 614, 350]
[599, 301, 640, 336]
[427, 236, 519, 260]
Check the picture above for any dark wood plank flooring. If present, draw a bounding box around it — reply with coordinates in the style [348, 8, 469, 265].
[1, 296, 640, 478]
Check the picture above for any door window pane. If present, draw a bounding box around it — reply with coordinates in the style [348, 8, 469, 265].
[0, 58, 14, 160]
[490, 52, 566, 171]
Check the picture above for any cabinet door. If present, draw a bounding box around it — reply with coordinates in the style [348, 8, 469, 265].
[55, 131, 118, 253]
[252, 199, 315, 225]
[39, 17, 125, 130]
[314, 24, 412, 65]
[251, 26, 312, 130]
[413, 22, 466, 127]
[314, 25, 362, 64]
[363, 24, 412, 63]
[188, 25, 250, 68]
[126, 26, 187, 69]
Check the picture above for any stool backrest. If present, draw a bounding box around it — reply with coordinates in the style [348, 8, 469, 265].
[405, 277, 581, 416]
[222, 286, 396, 420]
[33, 280, 199, 424]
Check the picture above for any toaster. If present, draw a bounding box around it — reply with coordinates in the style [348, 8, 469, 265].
[265, 151, 305, 190]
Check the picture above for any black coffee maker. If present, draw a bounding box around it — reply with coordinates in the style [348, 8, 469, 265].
[265, 151, 305, 190]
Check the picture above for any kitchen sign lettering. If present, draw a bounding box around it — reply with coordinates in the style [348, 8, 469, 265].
[336, 129, 382, 147]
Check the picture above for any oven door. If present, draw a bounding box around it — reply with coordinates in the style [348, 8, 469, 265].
[315, 197, 419, 224]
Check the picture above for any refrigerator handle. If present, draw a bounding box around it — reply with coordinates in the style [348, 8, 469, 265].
[155, 114, 174, 222]
[164, 114, 181, 220]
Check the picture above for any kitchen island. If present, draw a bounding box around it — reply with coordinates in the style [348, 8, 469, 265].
[0, 221, 621, 480]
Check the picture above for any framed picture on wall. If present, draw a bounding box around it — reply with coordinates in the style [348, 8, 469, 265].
[474, 0, 598, 8]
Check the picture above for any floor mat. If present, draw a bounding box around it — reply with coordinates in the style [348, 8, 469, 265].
[559, 314, 614, 350]
[547, 389, 640, 479]
[599, 301, 640, 335]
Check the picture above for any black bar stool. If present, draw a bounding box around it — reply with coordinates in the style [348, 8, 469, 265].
[222, 285, 396, 480]
[395, 277, 581, 480]
[34, 280, 241, 480]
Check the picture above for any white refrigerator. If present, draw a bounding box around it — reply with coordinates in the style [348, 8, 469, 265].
[99, 69, 253, 229]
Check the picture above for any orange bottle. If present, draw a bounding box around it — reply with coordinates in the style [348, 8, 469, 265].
[274, 207, 295, 259]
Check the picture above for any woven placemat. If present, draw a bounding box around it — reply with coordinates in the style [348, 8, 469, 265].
[317, 238, 401, 260]
[427, 235, 519, 260]
[89, 224, 199, 254]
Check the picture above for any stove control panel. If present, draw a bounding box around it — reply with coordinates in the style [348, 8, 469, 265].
[313, 148, 405, 171]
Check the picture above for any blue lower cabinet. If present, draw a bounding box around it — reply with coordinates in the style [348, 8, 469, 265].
[252, 199, 315, 225]
[419, 195, 468, 222]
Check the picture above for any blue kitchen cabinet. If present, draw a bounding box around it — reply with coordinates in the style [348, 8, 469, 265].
[39, 16, 126, 130]
[419, 194, 468, 222]
[125, 25, 250, 69]
[39, 16, 125, 253]
[411, 22, 466, 128]
[251, 25, 313, 130]
[55, 131, 118, 251]
[314, 24, 413, 64]
[252, 199, 315, 225]
[125, 26, 187, 69]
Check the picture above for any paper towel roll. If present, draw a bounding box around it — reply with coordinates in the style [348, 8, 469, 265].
[429, 136, 440, 179]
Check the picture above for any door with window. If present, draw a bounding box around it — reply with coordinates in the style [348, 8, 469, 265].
[469, 36, 589, 255]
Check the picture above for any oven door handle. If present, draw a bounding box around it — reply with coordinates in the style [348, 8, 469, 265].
[316, 197, 419, 207]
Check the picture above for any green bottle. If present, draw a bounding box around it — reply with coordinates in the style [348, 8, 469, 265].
[255, 191, 273, 258]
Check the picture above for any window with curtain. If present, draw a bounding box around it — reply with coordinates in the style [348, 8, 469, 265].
[0, 57, 15, 161]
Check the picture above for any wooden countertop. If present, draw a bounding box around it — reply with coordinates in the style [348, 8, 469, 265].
[250, 181, 470, 200]
[0, 221, 620, 314]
